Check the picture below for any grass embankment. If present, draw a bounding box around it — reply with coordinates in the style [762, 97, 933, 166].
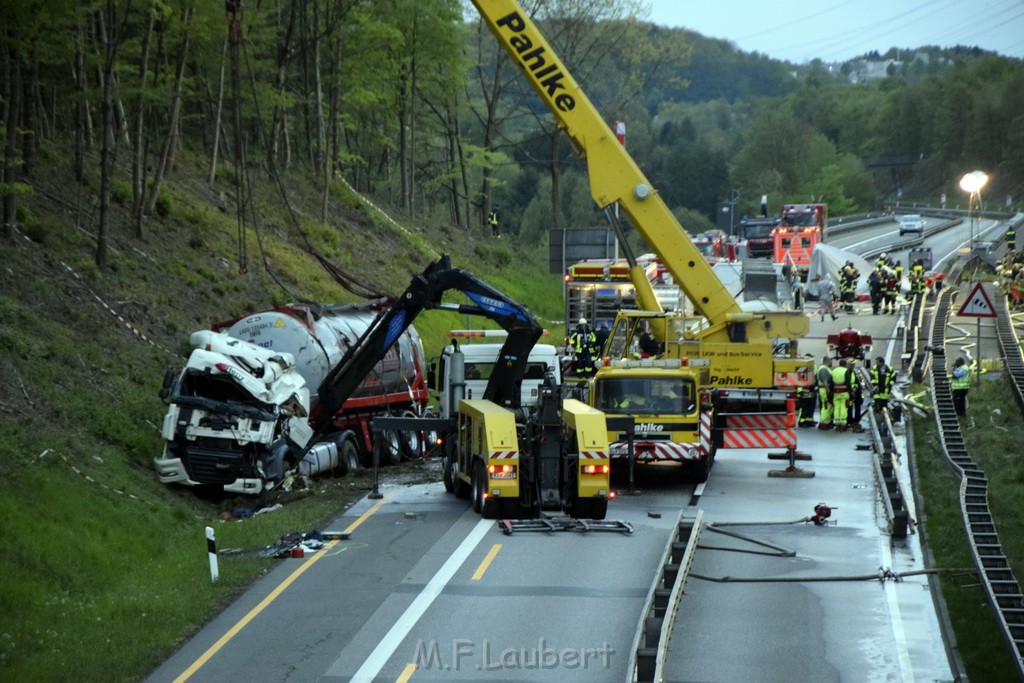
[0, 147, 562, 680]
[912, 372, 1024, 680]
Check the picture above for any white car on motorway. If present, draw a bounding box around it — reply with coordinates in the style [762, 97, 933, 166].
[898, 214, 925, 235]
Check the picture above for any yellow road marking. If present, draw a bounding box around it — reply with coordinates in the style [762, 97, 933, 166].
[173, 495, 389, 682]
[396, 663, 417, 682]
[471, 543, 502, 580]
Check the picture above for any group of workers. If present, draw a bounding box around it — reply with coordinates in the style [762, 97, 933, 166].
[996, 250, 1024, 310]
[797, 355, 898, 432]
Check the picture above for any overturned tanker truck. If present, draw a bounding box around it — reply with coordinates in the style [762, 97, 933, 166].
[154, 301, 429, 495]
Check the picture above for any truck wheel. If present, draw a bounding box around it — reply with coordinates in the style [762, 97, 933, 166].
[338, 439, 360, 476]
[453, 467, 471, 499]
[380, 430, 402, 466]
[471, 461, 484, 513]
[590, 497, 608, 521]
[473, 463, 499, 519]
[398, 411, 422, 460]
[688, 455, 712, 483]
[442, 452, 456, 493]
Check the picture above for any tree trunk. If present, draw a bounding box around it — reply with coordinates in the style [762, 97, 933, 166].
[2, 34, 21, 241]
[133, 10, 154, 238]
[207, 39, 227, 184]
[20, 55, 36, 177]
[74, 23, 87, 183]
[96, 2, 120, 270]
[145, 6, 191, 216]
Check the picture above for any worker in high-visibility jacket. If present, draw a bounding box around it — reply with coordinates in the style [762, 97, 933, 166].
[847, 360, 864, 432]
[796, 386, 816, 428]
[870, 357, 897, 414]
[950, 357, 971, 416]
[1007, 225, 1017, 252]
[816, 356, 834, 429]
[830, 358, 852, 431]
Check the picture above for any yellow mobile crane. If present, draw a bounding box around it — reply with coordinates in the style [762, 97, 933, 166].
[473, 1, 812, 480]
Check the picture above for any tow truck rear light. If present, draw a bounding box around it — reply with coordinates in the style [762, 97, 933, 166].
[488, 464, 517, 479]
[582, 464, 610, 475]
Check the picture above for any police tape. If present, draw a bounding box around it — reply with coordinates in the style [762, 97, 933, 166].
[58, 260, 178, 359]
[39, 448, 152, 505]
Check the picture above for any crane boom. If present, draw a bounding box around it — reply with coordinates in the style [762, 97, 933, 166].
[471, 1, 809, 350]
[473, 2, 737, 321]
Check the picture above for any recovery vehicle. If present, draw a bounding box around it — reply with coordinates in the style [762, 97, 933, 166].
[774, 203, 827, 280]
[473, 0, 813, 480]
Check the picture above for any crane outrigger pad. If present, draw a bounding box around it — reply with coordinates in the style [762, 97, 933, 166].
[498, 516, 633, 535]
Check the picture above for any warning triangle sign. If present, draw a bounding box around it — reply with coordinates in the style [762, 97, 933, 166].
[957, 282, 998, 318]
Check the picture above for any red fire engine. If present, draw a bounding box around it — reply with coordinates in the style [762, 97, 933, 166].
[693, 230, 746, 264]
[773, 203, 826, 279]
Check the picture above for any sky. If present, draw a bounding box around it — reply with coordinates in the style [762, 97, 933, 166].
[644, 0, 1024, 63]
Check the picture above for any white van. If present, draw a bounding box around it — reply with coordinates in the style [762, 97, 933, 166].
[899, 214, 925, 236]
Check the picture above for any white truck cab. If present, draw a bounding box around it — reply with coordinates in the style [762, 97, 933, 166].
[434, 335, 561, 419]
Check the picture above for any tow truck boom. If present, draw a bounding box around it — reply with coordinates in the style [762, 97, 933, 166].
[310, 253, 542, 443]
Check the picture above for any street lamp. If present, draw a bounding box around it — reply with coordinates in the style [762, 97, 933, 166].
[959, 170, 989, 251]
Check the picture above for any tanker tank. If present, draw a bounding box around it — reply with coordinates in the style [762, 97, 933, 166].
[220, 302, 428, 410]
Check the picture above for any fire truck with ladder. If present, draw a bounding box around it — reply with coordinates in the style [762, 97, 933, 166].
[773, 203, 827, 281]
[475, 0, 814, 482]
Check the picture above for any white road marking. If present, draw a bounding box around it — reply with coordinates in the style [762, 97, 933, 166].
[879, 537, 915, 682]
[349, 517, 492, 682]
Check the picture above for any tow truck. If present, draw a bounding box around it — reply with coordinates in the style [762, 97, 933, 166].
[474, 0, 813, 479]
[307, 254, 614, 521]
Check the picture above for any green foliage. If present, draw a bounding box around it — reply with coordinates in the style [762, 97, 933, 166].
[154, 193, 172, 217]
[913, 374, 1023, 680]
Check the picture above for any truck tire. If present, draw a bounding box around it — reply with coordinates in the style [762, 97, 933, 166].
[398, 411, 421, 460]
[380, 430, 403, 466]
[589, 497, 608, 521]
[442, 451, 456, 493]
[338, 438, 360, 476]
[471, 461, 484, 513]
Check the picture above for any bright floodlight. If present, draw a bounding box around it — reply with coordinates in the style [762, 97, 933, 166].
[959, 170, 989, 194]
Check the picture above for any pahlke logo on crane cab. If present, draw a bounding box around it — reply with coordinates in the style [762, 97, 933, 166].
[709, 374, 753, 386]
[495, 12, 576, 112]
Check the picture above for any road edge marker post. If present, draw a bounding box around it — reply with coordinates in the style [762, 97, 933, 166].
[206, 526, 219, 582]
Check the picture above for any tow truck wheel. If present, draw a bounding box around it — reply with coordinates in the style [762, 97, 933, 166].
[590, 497, 608, 521]
[471, 461, 484, 513]
[442, 451, 456, 493]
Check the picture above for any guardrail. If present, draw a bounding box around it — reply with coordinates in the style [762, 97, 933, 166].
[927, 286, 1024, 675]
[865, 399, 910, 539]
[627, 510, 703, 683]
